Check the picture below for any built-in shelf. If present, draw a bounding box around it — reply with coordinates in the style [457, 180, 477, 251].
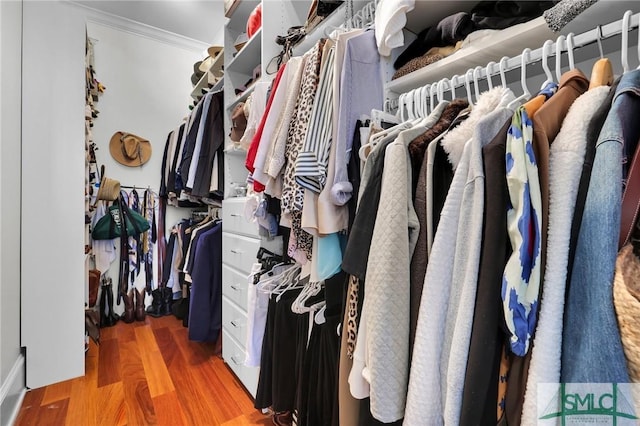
[292, 3, 346, 56]
[227, 28, 262, 74]
[385, 17, 555, 96]
[404, 1, 480, 34]
[226, 83, 256, 110]
[226, 0, 261, 31]
[212, 77, 225, 92]
[190, 52, 225, 100]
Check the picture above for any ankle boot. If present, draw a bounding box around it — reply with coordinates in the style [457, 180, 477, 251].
[161, 287, 174, 316]
[122, 290, 135, 323]
[146, 289, 163, 318]
[135, 288, 146, 322]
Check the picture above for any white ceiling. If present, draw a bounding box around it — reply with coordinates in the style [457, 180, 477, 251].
[75, 0, 224, 44]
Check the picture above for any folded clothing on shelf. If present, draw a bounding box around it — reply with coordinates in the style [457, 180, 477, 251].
[394, 1, 555, 70]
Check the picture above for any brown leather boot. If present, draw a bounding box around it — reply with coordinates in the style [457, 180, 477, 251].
[135, 288, 146, 322]
[122, 289, 135, 323]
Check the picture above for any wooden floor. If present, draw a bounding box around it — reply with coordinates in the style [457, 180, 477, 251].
[15, 315, 271, 426]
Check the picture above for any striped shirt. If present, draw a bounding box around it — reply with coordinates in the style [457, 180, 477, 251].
[294, 46, 335, 193]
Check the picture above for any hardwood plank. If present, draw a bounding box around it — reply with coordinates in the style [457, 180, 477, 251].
[97, 338, 121, 388]
[211, 358, 257, 415]
[192, 359, 244, 422]
[85, 340, 99, 387]
[220, 412, 273, 426]
[135, 324, 161, 352]
[41, 378, 73, 406]
[99, 325, 118, 341]
[14, 387, 45, 425]
[152, 391, 189, 426]
[96, 382, 127, 426]
[153, 326, 182, 370]
[170, 326, 219, 366]
[163, 346, 223, 425]
[140, 348, 175, 398]
[65, 377, 92, 426]
[35, 396, 70, 426]
[149, 314, 183, 330]
[119, 339, 157, 426]
[116, 321, 137, 343]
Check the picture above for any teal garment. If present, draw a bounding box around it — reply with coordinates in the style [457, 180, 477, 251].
[316, 232, 346, 281]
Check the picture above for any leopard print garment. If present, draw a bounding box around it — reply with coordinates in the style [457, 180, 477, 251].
[280, 39, 325, 260]
[281, 39, 324, 215]
[346, 274, 359, 359]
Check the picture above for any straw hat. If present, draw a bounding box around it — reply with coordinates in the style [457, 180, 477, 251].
[96, 165, 121, 202]
[613, 244, 640, 382]
[199, 45, 223, 73]
[109, 131, 152, 167]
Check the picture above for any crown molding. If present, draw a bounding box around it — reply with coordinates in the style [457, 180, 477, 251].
[67, 1, 209, 53]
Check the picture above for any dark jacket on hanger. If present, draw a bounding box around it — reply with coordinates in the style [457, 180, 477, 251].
[178, 100, 206, 190]
[191, 91, 225, 197]
[167, 123, 186, 197]
[459, 118, 512, 426]
[159, 131, 173, 198]
[188, 221, 223, 342]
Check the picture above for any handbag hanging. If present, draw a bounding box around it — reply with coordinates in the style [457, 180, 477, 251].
[92, 194, 150, 240]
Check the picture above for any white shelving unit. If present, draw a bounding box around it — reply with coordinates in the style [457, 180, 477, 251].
[385, 17, 556, 97]
[190, 50, 224, 101]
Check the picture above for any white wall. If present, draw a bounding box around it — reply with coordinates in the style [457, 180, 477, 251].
[0, 0, 26, 422]
[87, 21, 201, 195]
[86, 20, 205, 297]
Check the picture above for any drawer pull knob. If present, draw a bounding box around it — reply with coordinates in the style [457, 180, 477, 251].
[230, 213, 241, 217]
[230, 355, 242, 365]
[230, 320, 243, 328]
[230, 249, 243, 254]
[230, 284, 242, 291]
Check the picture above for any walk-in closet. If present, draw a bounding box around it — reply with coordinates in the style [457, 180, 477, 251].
[4, 0, 640, 425]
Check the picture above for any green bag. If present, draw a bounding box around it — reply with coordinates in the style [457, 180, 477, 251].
[92, 197, 150, 240]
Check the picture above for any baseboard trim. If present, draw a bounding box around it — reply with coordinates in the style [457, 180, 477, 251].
[0, 355, 26, 426]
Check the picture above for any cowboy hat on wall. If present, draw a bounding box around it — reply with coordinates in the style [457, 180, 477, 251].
[109, 131, 152, 167]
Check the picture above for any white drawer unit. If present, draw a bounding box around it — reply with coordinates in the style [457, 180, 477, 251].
[222, 329, 260, 398]
[222, 295, 248, 346]
[222, 197, 261, 238]
[221, 195, 262, 399]
[222, 264, 249, 311]
[222, 232, 261, 274]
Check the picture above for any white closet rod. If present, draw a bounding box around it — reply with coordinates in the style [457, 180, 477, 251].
[398, 11, 640, 107]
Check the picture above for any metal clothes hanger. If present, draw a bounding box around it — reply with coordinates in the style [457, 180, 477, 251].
[589, 25, 614, 89]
